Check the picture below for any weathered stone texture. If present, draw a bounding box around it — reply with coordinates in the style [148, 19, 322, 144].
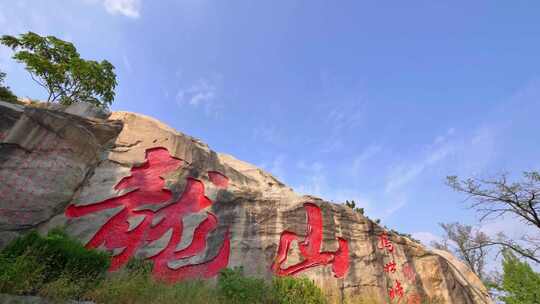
[0, 101, 492, 304]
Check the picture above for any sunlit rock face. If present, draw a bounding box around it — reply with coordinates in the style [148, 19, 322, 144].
[0, 101, 492, 304]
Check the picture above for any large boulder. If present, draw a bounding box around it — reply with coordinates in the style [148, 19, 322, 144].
[0, 101, 492, 303]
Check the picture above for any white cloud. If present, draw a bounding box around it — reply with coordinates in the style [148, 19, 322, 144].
[385, 129, 456, 194]
[177, 80, 216, 106]
[412, 231, 443, 247]
[103, 0, 141, 18]
[122, 54, 132, 73]
[349, 145, 382, 176]
[176, 75, 223, 116]
[325, 103, 365, 134]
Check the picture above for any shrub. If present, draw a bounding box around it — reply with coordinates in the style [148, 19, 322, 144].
[125, 256, 154, 275]
[0, 252, 45, 294]
[0, 228, 110, 300]
[85, 270, 218, 304]
[272, 276, 327, 304]
[0, 70, 18, 103]
[0, 231, 330, 304]
[38, 274, 90, 302]
[217, 267, 272, 304]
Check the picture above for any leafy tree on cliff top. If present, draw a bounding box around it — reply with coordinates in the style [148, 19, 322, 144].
[0, 69, 18, 103]
[0, 32, 117, 108]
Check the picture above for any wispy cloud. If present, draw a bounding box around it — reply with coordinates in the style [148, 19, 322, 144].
[325, 104, 365, 133]
[103, 0, 141, 18]
[385, 128, 457, 194]
[349, 144, 382, 176]
[122, 54, 132, 73]
[176, 75, 223, 116]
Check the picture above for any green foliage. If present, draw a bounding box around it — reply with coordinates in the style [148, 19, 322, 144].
[217, 267, 272, 304]
[125, 256, 154, 275]
[345, 200, 364, 215]
[217, 268, 327, 304]
[0, 231, 328, 304]
[86, 270, 218, 304]
[0, 69, 18, 103]
[499, 251, 540, 304]
[1, 32, 117, 108]
[0, 228, 110, 299]
[0, 252, 45, 294]
[272, 276, 326, 304]
[38, 274, 90, 302]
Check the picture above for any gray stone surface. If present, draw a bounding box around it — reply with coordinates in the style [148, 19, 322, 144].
[0, 103, 492, 304]
[0, 294, 94, 304]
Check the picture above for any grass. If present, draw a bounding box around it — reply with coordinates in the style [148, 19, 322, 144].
[0, 229, 328, 304]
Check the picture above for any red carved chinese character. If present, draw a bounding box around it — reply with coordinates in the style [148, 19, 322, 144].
[378, 231, 394, 253]
[65, 147, 230, 282]
[402, 263, 416, 284]
[388, 280, 404, 301]
[384, 261, 397, 273]
[271, 203, 349, 278]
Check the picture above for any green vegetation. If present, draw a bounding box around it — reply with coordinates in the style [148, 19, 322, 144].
[0, 69, 18, 103]
[271, 275, 326, 304]
[0, 228, 109, 300]
[0, 230, 327, 304]
[1, 32, 117, 108]
[444, 172, 540, 302]
[495, 251, 540, 304]
[345, 200, 364, 215]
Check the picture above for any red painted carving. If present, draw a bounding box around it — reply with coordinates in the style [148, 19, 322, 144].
[271, 203, 349, 278]
[388, 280, 404, 301]
[384, 261, 397, 273]
[378, 231, 394, 253]
[65, 147, 230, 282]
[402, 263, 416, 284]
[208, 171, 229, 188]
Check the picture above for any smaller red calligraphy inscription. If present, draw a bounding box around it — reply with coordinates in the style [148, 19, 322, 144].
[388, 280, 404, 301]
[402, 263, 416, 284]
[378, 231, 394, 253]
[384, 261, 397, 274]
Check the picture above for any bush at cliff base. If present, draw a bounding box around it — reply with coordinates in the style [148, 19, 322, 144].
[0, 228, 110, 297]
[0, 230, 328, 303]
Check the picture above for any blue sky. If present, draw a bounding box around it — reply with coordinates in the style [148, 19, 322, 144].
[1, 1, 540, 257]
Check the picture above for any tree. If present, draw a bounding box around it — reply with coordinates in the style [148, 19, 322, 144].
[431, 222, 490, 280]
[447, 172, 540, 264]
[0, 69, 18, 103]
[498, 250, 540, 304]
[0, 32, 117, 108]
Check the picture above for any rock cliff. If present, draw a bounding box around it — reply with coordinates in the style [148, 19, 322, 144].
[0, 101, 492, 303]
